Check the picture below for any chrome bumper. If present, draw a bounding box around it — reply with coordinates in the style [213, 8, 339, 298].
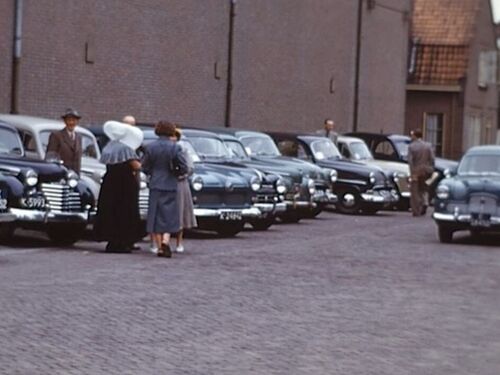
[0, 212, 16, 223]
[284, 200, 315, 209]
[10, 208, 90, 223]
[433, 212, 500, 224]
[361, 190, 399, 203]
[313, 189, 338, 203]
[400, 192, 411, 198]
[254, 202, 287, 214]
[194, 207, 261, 219]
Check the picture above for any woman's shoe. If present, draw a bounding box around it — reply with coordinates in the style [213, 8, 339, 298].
[176, 244, 184, 253]
[157, 243, 172, 258]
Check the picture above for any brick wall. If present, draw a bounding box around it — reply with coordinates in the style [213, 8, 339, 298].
[0, 0, 14, 113]
[1, 0, 410, 135]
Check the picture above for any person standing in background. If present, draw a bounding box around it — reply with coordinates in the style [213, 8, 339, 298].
[173, 127, 197, 253]
[46, 108, 83, 174]
[408, 128, 435, 217]
[316, 118, 339, 146]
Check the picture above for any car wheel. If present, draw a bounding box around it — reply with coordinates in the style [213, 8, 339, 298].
[278, 212, 301, 223]
[216, 222, 244, 237]
[0, 223, 15, 242]
[250, 218, 275, 231]
[337, 190, 361, 214]
[47, 223, 86, 246]
[470, 229, 483, 240]
[437, 225, 453, 243]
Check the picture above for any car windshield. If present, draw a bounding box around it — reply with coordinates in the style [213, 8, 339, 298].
[188, 136, 230, 159]
[40, 130, 100, 159]
[224, 140, 250, 159]
[458, 154, 500, 176]
[310, 139, 340, 160]
[178, 140, 201, 163]
[394, 140, 409, 160]
[0, 128, 23, 156]
[349, 141, 373, 160]
[240, 135, 280, 156]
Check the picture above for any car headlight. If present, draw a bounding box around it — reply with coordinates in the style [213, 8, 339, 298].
[250, 176, 262, 192]
[67, 170, 79, 188]
[369, 172, 376, 184]
[192, 175, 203, 191]
[329, 169, 338, 183]
[307, 178, 316, 195]
[275, 178, 287, 194]
[24, 169, 38, 187]
[436, 184, 450, 200]
[139, 171, 148, 190]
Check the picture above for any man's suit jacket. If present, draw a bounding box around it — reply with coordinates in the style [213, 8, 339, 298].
[408, 139, 435, 179]
[46, 129, 83, 174]
[142, 137, 188, 191]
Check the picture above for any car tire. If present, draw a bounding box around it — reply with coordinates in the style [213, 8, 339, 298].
[470, 229, 483, 240]
[250, 218, 275, 231]
[337, 190, 361, 215]
[0, 223, 15, 242]
[437, 225, 453, 243]
[47, 223, 86, 246]
[216, 222, 244, 237]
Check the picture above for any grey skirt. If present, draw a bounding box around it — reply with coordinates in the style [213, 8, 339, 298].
[177, 179, 197, 229]
[146, 189, 180, 234]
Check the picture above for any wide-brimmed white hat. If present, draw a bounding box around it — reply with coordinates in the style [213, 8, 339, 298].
[103, 120, 144, 150]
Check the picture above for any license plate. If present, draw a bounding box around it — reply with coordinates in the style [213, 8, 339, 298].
[471, 218, 491, 228]
[219, 211, 243, 221]
[22, 196, 46, 209]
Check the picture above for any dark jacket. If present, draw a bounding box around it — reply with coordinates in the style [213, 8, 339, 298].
[408, 139, 435, 179]
[142, 137, 188, 191]
[46, 129, 83, 173]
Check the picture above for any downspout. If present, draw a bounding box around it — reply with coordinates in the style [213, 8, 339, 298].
[224, 0, 236, 128]
[352, 0, 363, 132]
[11, 0, 23, 114]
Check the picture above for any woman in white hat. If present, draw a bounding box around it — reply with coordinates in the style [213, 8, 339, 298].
[94, 121, 145, 253]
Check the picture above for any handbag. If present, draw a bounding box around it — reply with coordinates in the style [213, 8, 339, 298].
[170, 155, 183, 177]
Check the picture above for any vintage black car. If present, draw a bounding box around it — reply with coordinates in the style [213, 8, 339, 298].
[433, 145, 500, 243]
[212, 129, 338, 220]
[267, 132, 399, 214]
[140, 128, 263, 236]
[0, 121, 94, 244]
[345, 132, 459, 198]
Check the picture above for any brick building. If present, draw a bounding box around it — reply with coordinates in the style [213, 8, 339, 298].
[406, 0, 499, 160]
[0, 0, 410, 135]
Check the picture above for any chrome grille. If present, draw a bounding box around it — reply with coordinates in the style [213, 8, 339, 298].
[41, 183, 81, 213]
[195, 189, 251, 208]
[257, 184, 277, 203]
[469, 194, 497, 215]
[139, 190, 149, 216]
[396, 177, 410, 194]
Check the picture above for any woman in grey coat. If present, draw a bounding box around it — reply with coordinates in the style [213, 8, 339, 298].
[142, 121, 188, 257]
[173, 128, 197, 253]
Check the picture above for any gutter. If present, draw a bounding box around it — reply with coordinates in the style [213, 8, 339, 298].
[11, 0, 23, 114]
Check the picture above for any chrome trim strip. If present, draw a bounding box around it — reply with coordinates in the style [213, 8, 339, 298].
[194, 207, 261, 218]
[10, 207, 89, 222]
[337, 178, 367, 186]
[433, 212, 500, 224]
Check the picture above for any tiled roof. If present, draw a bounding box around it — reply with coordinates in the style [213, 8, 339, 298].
[409, 0, 481, 85]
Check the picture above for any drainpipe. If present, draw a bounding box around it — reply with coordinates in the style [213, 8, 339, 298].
[352, 0, 363, 132]
[224, 0, 236, 127]
[11, 0, 23, 114]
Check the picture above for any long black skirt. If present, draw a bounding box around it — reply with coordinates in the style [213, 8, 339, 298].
[94, 162, 143, 244]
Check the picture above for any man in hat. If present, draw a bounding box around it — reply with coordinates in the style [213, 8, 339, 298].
[46, 108, 83, 174]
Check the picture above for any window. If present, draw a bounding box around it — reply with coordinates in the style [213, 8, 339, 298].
[464, 114, 481, 151]
[373, 140, 396, 159]
[424, 113, 444, 157]
[277, 140, 299, 157]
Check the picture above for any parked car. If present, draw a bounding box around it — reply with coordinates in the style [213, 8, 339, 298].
[433, 145, 500, 243]
[213, 129, 338, 220]
[140, 128, 262, 236]
[0, 120, 94, 244]
[0, 115, 149, 220]
[267, 132, 399, 214]
[0, 172, 16, 238]
[337, 135, 410, 210]
[345, 132, 459, 199]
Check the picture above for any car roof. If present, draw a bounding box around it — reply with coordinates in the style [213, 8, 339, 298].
[348, 132, 410, 142]
[466, 145, 500, 155]
[337, 135, 366, 144]
[0, 114, 94, 137]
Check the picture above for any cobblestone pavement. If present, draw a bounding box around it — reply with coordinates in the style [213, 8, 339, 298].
[1, 211, 499, 375]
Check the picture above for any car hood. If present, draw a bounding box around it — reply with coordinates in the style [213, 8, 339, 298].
[354, 159, 409, 176]
[448, 175, 500, 195]
[230, 157, 303, 184]
[315, 157, 384, 180]
[0, 156, 67, 182]
[250, 155, 324, 180]
[435, 157, 458, 173]
[193, 162, 256, 188]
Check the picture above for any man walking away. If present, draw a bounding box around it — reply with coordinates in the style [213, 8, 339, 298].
[408, 128, 435, 216]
